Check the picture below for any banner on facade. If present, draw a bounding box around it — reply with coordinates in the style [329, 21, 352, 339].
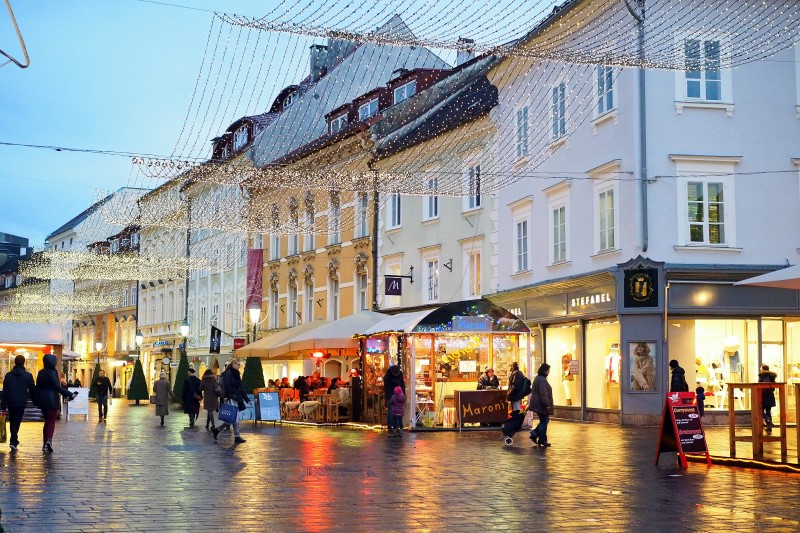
[210, 326, 222, 354]
[246, 249, 264, 310]
[654, 392, 711, 469]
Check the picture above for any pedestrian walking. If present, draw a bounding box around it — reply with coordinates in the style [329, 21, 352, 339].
[383, 364, 405, 429]
[695, 386, 706, 417]
[1, 355, 37, 452]
[758, 364, 778, 429]
[507, 362, 525, 411]
[212, 359, 249, 444]
[94, 369, 113, 421]
[36, 353, 77, 453]
[200, 369, 220, 430]
[153, 371, 175, 426]
[181, 367, 202, 427]
[669, 360, 689, 392]
[388, 385, 405, 437]
[528, 363, 554, 448]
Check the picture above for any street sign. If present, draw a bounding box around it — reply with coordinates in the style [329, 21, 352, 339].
[655, 392, 711, 468]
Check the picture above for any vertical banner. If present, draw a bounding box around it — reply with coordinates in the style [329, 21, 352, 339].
[246, 249, 264, 310]
[209, 326, 222, 354]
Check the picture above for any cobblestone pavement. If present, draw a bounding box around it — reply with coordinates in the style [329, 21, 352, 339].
[1, 402, 799, 532]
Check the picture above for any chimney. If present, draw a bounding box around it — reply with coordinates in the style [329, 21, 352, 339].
[456, 37, 476, 66]
[309, 44, 329, 82]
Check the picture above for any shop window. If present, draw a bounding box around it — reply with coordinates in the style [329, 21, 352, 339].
[585, 321, 620, 409]
[493, 335, 524, 384]
[545, 324, 581, 407]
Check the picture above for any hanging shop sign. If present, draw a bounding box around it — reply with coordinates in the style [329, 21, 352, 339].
[624, 267, 659, 308]
[233, 337, 246, 350]
[385, 276, 402, 296]
[456, 389, 508, 425]
[654, 392, 711, 469]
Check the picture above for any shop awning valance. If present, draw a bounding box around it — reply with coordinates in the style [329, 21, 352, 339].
[285, 311, 389, 353]
[734, 265, 800, 290]
[236, 319, 329, 357]
[362, 299, 530, 336]
[62, 350, 82, 361]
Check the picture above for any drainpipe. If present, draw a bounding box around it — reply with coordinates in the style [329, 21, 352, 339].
[369, 163, 380, 311]
[624, 0, 648, 252]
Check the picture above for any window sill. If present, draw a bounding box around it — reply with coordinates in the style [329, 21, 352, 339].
[547, 260, 571, 269]
[421, 217, 440, 225]
[513, 155, 529, 169]
[673, 244, 742, 253]
[591, 248, 621, 258]
[547, 136, 568, 153]
[461, 206, 483, 216]
[511, 269, 532, 280]
[674, 101, 735, 117]
[591, 109, 618, 135]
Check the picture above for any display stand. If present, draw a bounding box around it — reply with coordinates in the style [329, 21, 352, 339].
[255, 389, 281, 427]
[728, 383, 787, 462]
[655, 392, 711, 469]
[65, 388, 90, 421]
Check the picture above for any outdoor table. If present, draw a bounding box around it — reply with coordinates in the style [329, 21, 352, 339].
[284, 400, 301, 419]
[299, 400, 321, 420]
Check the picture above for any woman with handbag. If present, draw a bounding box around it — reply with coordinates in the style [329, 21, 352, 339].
[181, 367, 203, 427]
[200, 369, 221, 430]
[212, 359, 249, 444]
[154, 371, 175, 427]
[528, 363, 554, 448]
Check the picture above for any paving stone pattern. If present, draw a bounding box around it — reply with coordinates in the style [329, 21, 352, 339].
[1, 403, 799, 532]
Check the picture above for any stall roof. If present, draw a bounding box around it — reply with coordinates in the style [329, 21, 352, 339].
[362, 299, 530, 335]
[62, 350, 81, 360]
[236, 320, 329, 357]
[287, 311, 390, 353]
[0, 322, 64, 345]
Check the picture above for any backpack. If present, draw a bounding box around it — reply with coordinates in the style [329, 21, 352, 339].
[521, 376, 532, 398]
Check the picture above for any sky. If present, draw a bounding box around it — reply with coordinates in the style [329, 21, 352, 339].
[0, 0, 298, 248]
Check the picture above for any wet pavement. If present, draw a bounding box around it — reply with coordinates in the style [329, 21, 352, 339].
[1, 402, 799, 532]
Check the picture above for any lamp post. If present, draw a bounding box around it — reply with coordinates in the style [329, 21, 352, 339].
[248, 305, 261, 344]
[180, 319, 190, 358]
[135, 330, 143, 357]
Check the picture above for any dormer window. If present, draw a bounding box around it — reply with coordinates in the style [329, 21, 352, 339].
[221, 145, 230, 159]
[233, 125, 249, 151]
[330, 114, 348, 134]
[359, 98, 379, 121]
[393, 80, 416, 105]
[283, 91, 297, 110]
[111, 240, 119, 253]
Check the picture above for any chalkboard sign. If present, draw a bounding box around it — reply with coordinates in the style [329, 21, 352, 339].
[258, 392, 281, 422]
[654, 392, 710, 468]
[456, 390, 508, 425]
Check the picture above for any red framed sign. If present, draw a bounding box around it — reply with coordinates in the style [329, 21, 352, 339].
[654, 392, 711, 468]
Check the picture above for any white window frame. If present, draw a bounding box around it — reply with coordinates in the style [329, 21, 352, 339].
[462, 239, 483, 299]
[328, 193, 341, 245]
[388, 193, 402, 229]
[463, 164, 482, 211]
[674, 31, 733, 104]
[596, 65, 615, 116]
[422, 249, 440, 304]
[233, 125, 249, 151]
[355, 192, 369, 238]
[384, 258, 402, 308]
[589, 162, 620, 254]
[329, 114, 348, 134]
[359, 98, 379, 121]
[270, 234, 280, 261]
[423, 176, 439, 221]
[515, 218, 529, 273]
[516, 107, 528, 158]
[357, 272, 369, 311]
[328, 278, 340, 320]
[304, 207, 315, 251]
[288, 285, 298, 327]
[551, 81, 567, 141]
[671, 156, 739, 247]
[304, 281, 314, 322]
[270, 289, 279, 329]
[393, 80, 416, 105]
[545, 182, 570, 265]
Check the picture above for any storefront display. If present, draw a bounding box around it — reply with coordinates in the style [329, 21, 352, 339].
[545, 324, 580, 407]
[585, 321, 620, 409]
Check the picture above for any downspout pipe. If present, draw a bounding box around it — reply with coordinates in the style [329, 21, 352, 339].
[624, 0, 648, 252]
[368, 161, 380, 311]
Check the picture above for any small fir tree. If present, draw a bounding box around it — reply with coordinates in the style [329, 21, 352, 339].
[127, 358, 149, 405]
[88, 362, 101, 399]
[172, 350, 190, 403]
[241, 356, 265, 395]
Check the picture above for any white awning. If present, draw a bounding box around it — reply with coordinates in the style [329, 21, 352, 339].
[286, 311, 390, 353]
[236, 320, 329, 358]
[0, 322, 64, 345]
[62, 350, 82, 360]
[361, 310, 432, 336]
[734, 265, 800, 290]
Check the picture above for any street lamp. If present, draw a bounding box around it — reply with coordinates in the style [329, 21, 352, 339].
[248, 304, 261, 344]
[179, 319, 190, 338]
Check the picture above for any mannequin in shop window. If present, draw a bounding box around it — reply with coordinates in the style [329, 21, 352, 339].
[722, 336, 744, 409]
[561, 352, 574, 406]
[604, 343, 621, 409]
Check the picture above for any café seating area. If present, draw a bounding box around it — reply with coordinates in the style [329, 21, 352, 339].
[279, 387, 352, 424]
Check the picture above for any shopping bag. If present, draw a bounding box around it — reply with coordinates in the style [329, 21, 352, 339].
[149, 395, 157, 405]
[521, 410, 535, 430]
[219, 403, 238, 424]
[0, 411, 7, 443]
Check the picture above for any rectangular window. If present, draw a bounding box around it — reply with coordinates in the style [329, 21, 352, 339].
[355, 193, 369, 238]
[424, 177, 439, 220]
[304, 209, 315, 251]
[687, 180, 726, 244]
[358, 273, 369, 311]
[305, 282, 314, 322]
[515, 220, 529, 272]
[516, 107, 528, 157]
[598, 188, 615, 251]
[328, 278, 339, 320]
[359, 98, 379, 121]
[200, 306, 207, 330]
[289, 231, 299, 256]
[330, 114, 348, 134]
[211, 303, 219, 328]
[597, 65, 614, 115]
[465, 165, 481, 210]
[233, 125, 249, 151]
[122, 289, 129, 307]
[225, 301, 233, 332]
[467, 250, 481, 297]
[270, 234, 280, 260]
[271, 289, 279, 329]
[425, 257, 439, 303]
[237, 298, 244, 330]
[552, 81, 566, 140]
[552, 205, 567, 263]
[393, 80, 416, 104]
[388, 193, 402, 228]
[328, 195, 341, 245]
[685, 38, 722, 101]
[288, 285, 298, 327]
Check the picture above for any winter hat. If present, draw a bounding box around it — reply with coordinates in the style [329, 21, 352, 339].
[394, 386, 403, 395]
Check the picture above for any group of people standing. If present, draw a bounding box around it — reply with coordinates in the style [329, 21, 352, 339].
[151, 359, 250, 445]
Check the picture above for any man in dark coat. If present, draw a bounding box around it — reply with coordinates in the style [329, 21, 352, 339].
[529, 363, 554, 447]
[36, 353, 77, 453]
[507, 362, 525, 411]
[94, 369, 113, 421]
[383, 365, 405, 428]
[2, 355, 37, 451]
[477, 367, 500, 390]
[759, 364, 778, 429]
[669, 360, 689, 392]
[181, 367, 202, 427]
[212, 359, 249, 444]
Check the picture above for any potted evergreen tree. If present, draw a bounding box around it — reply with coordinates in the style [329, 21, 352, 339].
[172, 351, 190, 404]
[88, 362, 101, 399]
[241, 356, 265, 395]
[127, 358, 149, 405]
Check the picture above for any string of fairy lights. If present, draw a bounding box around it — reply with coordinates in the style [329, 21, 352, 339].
[6, 0, 800, 321]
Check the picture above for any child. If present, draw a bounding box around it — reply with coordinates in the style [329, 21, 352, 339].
[388, 385, 405, 437]
[695, 386, 705, 417]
